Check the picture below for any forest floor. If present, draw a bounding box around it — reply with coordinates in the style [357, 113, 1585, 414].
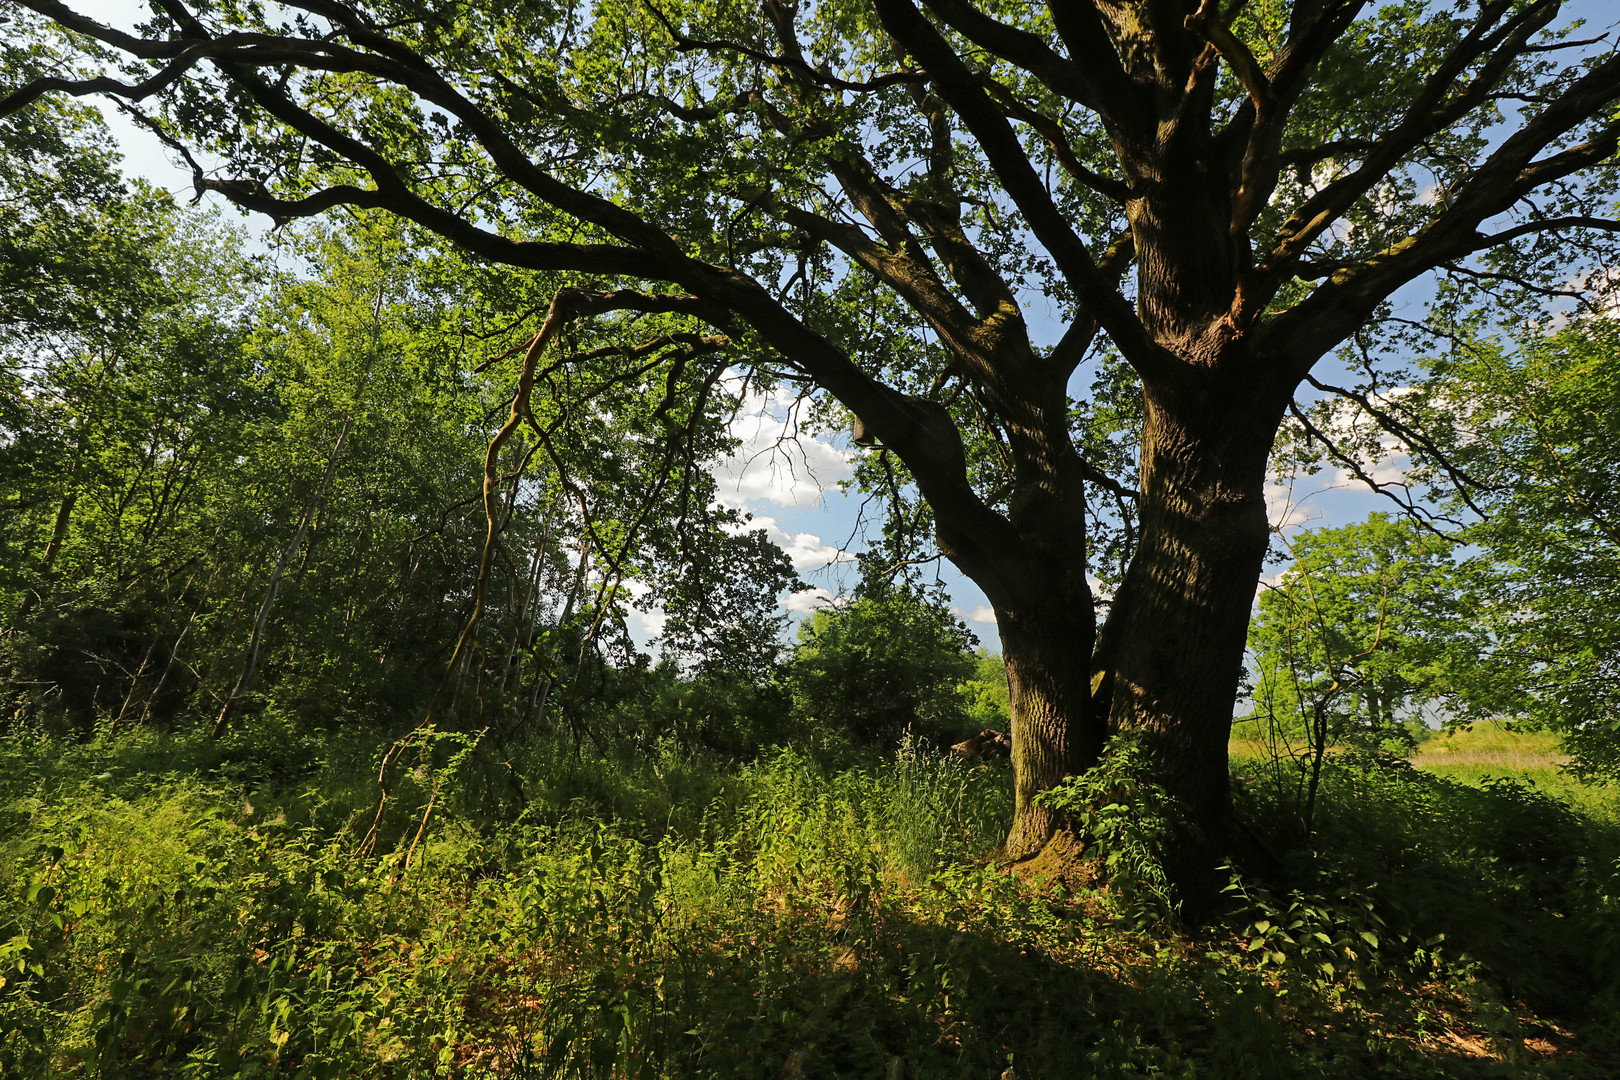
[0, 721, 1616, 1078]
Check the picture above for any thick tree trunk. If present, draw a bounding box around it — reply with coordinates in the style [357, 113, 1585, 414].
[1102, 377, 1286, 905]
[948, 352, 1287, 911]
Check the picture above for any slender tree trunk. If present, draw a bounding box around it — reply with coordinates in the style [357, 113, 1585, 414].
[526, 535, 590, 731]
[142, 572, 214, 726]
[382, 532, 425, 665]
[15, 490, 79, 621]
[499, 535, 546, 704]
[212, 418, 353, 737]
[108, 616, 171, 735]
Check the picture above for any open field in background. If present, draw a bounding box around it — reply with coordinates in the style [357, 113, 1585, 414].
[1414, 724, 1568, 779]
[1414, 725, 1620, 828]
[1233, 722, 1620, 824]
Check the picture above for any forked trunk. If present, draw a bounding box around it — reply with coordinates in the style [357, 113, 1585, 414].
[971, 369, 1285, 910]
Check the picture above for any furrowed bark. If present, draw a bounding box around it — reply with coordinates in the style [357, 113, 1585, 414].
[998, 592, 1103, 859]
[1105, 368, 1290, 906]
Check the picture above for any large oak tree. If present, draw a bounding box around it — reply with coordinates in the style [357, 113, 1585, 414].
[9, 0, 1619, 899]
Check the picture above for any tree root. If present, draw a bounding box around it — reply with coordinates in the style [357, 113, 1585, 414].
[1006, 828, 1100, 893]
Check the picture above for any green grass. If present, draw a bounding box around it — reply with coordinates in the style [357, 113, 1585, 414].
[0, 724, 1616, 1077]
[1412, 726, 1620, 819]
[1415, 723, 1619, 826]
[1234, 721, 1620, 826]
[1414, 724, 1569, 780]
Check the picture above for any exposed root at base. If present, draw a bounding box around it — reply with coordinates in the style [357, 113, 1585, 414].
[1005, 828, 1101, 892]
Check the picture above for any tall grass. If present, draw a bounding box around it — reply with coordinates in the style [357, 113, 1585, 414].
[1413, 723, 1568, 778]
[1, 726, 1616, 1077]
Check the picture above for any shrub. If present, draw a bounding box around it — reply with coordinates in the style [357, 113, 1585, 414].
[785, 586, 977, 746]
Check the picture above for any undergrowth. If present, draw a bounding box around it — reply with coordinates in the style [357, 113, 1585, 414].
[0, 727, 1616, 1077]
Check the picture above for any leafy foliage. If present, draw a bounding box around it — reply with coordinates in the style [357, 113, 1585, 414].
[1420, 318, 1620, 780]
[1235, 743, 1620, 1033]
[1036, 735, 1185, 926]
[12, 0, 1620, 882]
[1249, 514, 1465, 746]
[5, 7, 1620, 1073]
[1242, 514, 1477, 837]
[785, 576, 978, 747]
[960, 649, 1011, 732]
[0, 165, 797, 740]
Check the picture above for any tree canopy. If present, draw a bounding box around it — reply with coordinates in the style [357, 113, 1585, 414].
[1249, 513, 1465, 744]
[1419, 315, 1620, 778]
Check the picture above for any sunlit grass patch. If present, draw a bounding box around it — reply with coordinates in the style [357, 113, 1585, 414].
[1412, 723, 1568, 781]
[1408, 724, 1620, 826]
[1227, 735, 1276, 763]
[1230, 722, 1620, 829]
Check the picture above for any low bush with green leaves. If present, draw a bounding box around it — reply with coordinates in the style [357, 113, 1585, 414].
[1035, 735, 1186, 926]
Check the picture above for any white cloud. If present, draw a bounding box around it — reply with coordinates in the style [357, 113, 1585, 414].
[729, 513, 854, 571]
[711, 378, 852, 508]
[777, 529, 854, 571]
[1265, 479, 1321, 533]
[785, 587, 836, 614]
[1541, 266, 1620, 328]
[626, 606, 668, 642]
[1344, 456, 1410, 487]
[615, 579, 667, 647]
[1278, 386, 1421, 510]
[964, 604, 996, 624]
